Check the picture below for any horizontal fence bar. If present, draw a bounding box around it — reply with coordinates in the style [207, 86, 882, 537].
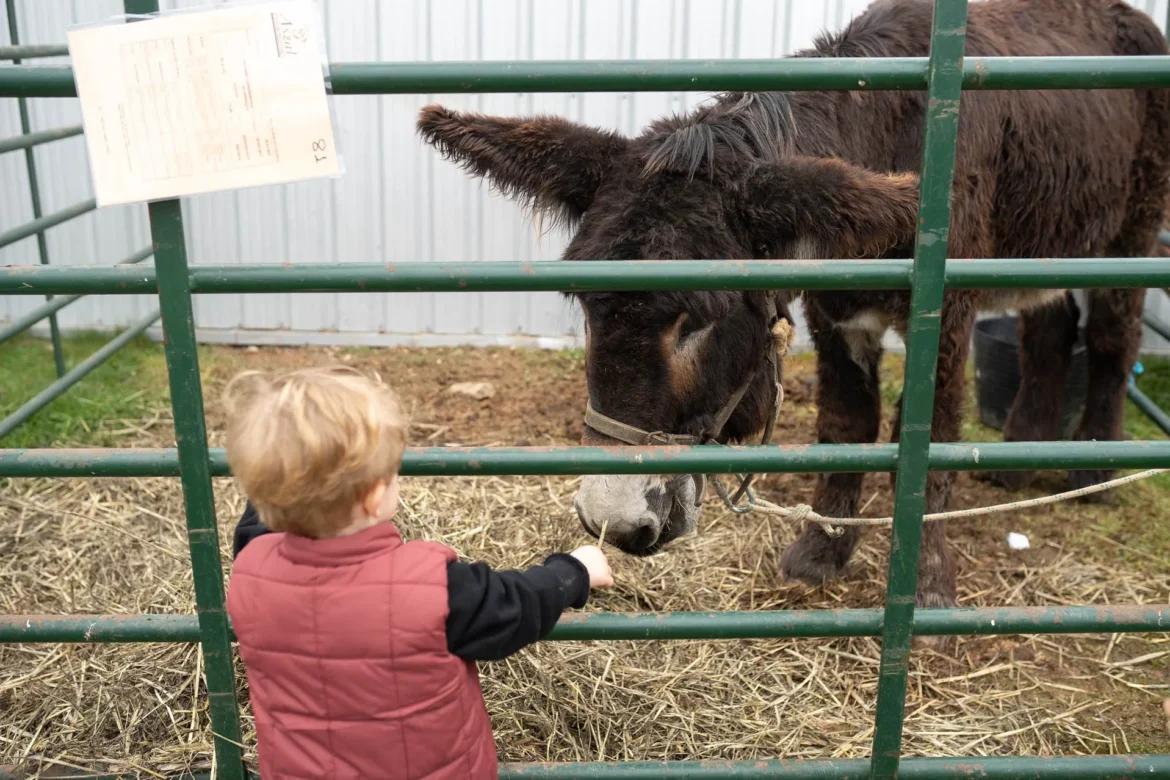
[4, 257, 1170, 296]
[944, 257, 1170, 289]
[3, 605, 1167, 644]
[497, 755, 1170, 779]
[328, 55, 1170, 93]
[0, 259, 907, 294]
[0, 246, 155, 345]
[552, 604, 1170, 640]
[193, 261, 910, 294]
[496, 755, 1170, 779]
[0, 310, 161, 440]
[1, 614, 203, 643]
[1129, 384, 1170, 437]
[2, 755, 1168, 780]
[2, 440, 1169, 478]
[0, 123, 82, 154]
[0, 42, 67, 60]
[326, 59, 931, 94]
[7, 56, 1170, 98]
[0, 198, 96, 250]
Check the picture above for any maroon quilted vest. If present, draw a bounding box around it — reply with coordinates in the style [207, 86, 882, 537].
[226, 523, 498, 779]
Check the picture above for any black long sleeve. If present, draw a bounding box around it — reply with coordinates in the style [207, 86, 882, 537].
[444, 554, 589, 661]
[232, 501, 270, 560]
[231, 501, 591, 662]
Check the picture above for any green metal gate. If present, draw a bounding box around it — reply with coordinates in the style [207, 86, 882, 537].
[3, 0, 1170, 777]
[0, 0, 158, 442]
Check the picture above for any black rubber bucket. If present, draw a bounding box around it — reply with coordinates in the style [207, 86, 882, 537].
[972, 315, 1088, 439]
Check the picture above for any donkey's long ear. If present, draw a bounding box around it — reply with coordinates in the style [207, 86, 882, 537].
[740, 157, 921, 259]
[418, 104, 630, 229]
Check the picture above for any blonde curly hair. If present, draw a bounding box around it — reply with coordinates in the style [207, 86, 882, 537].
[222, 365, 407, 538]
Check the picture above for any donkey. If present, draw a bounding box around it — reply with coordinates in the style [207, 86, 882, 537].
[418, 0, 1170, 615]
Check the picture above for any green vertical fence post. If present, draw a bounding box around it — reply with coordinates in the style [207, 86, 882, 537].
[4, 0, 66, 377]
[868, 0, 969, 778]
[150, 198, 246, 780]
[120, 4, 244, 776]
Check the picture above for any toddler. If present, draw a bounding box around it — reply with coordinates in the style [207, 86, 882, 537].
[223, 365, 613, 780]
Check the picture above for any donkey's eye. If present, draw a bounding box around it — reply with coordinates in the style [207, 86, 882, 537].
[678, 317, 713, 345]
[666, 312, 713, 354]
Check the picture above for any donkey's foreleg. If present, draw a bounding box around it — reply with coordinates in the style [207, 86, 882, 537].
[911, 293, 977, 615]
[985, 292, 1080, 490]
[1069, 287, 1145, 499]
[780, 303, 882, 585]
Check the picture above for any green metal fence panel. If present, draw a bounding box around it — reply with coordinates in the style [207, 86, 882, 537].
[4, 1, 1170, 777]
[148, 199, 245, 780]
[2, 439, 1169, 479]
[4, 256, 1170, 297]
[3, 604, 1169, 645]
[0, 4, 157, 446]
[5, 0, 65, 376]
[868, 2, 968, 777]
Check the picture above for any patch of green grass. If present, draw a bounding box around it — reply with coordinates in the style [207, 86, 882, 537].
[1123, 355, 1170, 499]
[865, 349, 1170, 565]
[1127, 354, 1170, 441]
[1111, 354, 1170, 561]
[872, 351, 1170, 444]
[0, 333, 172, 448]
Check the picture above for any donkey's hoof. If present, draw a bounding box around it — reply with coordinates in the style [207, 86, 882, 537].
[979, 469, 1036, 491]
[1067, 469, 1116, 504]
[780, 536, 847, 586]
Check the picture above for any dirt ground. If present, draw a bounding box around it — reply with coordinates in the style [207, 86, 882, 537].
[3, 341, 1169, 776]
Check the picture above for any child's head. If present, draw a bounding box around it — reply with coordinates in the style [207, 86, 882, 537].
[223, 365, 407, 538]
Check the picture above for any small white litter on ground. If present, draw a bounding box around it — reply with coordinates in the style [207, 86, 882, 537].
[1007, 532, 1031, 550]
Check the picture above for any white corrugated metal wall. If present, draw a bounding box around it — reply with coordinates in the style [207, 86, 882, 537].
[2, 0, 1169, 353]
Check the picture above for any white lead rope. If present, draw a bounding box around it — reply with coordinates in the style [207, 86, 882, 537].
[712, 468, 1168, 538]
[711, 323, 1166, 536]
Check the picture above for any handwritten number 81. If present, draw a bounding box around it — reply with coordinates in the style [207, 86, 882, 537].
[313, 139, 327, 163]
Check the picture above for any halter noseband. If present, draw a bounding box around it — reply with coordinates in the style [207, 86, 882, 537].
[582, 295, 786, 509]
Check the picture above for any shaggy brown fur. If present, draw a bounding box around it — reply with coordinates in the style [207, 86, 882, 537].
[418, 0, 1169, 622]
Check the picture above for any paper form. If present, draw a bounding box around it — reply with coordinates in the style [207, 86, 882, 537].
[68, 0, 340, 207]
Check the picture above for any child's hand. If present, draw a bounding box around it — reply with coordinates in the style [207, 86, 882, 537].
[570, 545, 614, 589]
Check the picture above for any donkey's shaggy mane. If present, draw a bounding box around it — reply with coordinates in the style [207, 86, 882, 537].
[641, 91, 797, 180]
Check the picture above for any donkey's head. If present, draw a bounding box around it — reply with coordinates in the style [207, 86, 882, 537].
[418, 93, 920, 556]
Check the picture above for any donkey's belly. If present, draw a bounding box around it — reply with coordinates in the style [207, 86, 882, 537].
[833, 291, 1067, 367]
[976, 288, 1067, 314]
